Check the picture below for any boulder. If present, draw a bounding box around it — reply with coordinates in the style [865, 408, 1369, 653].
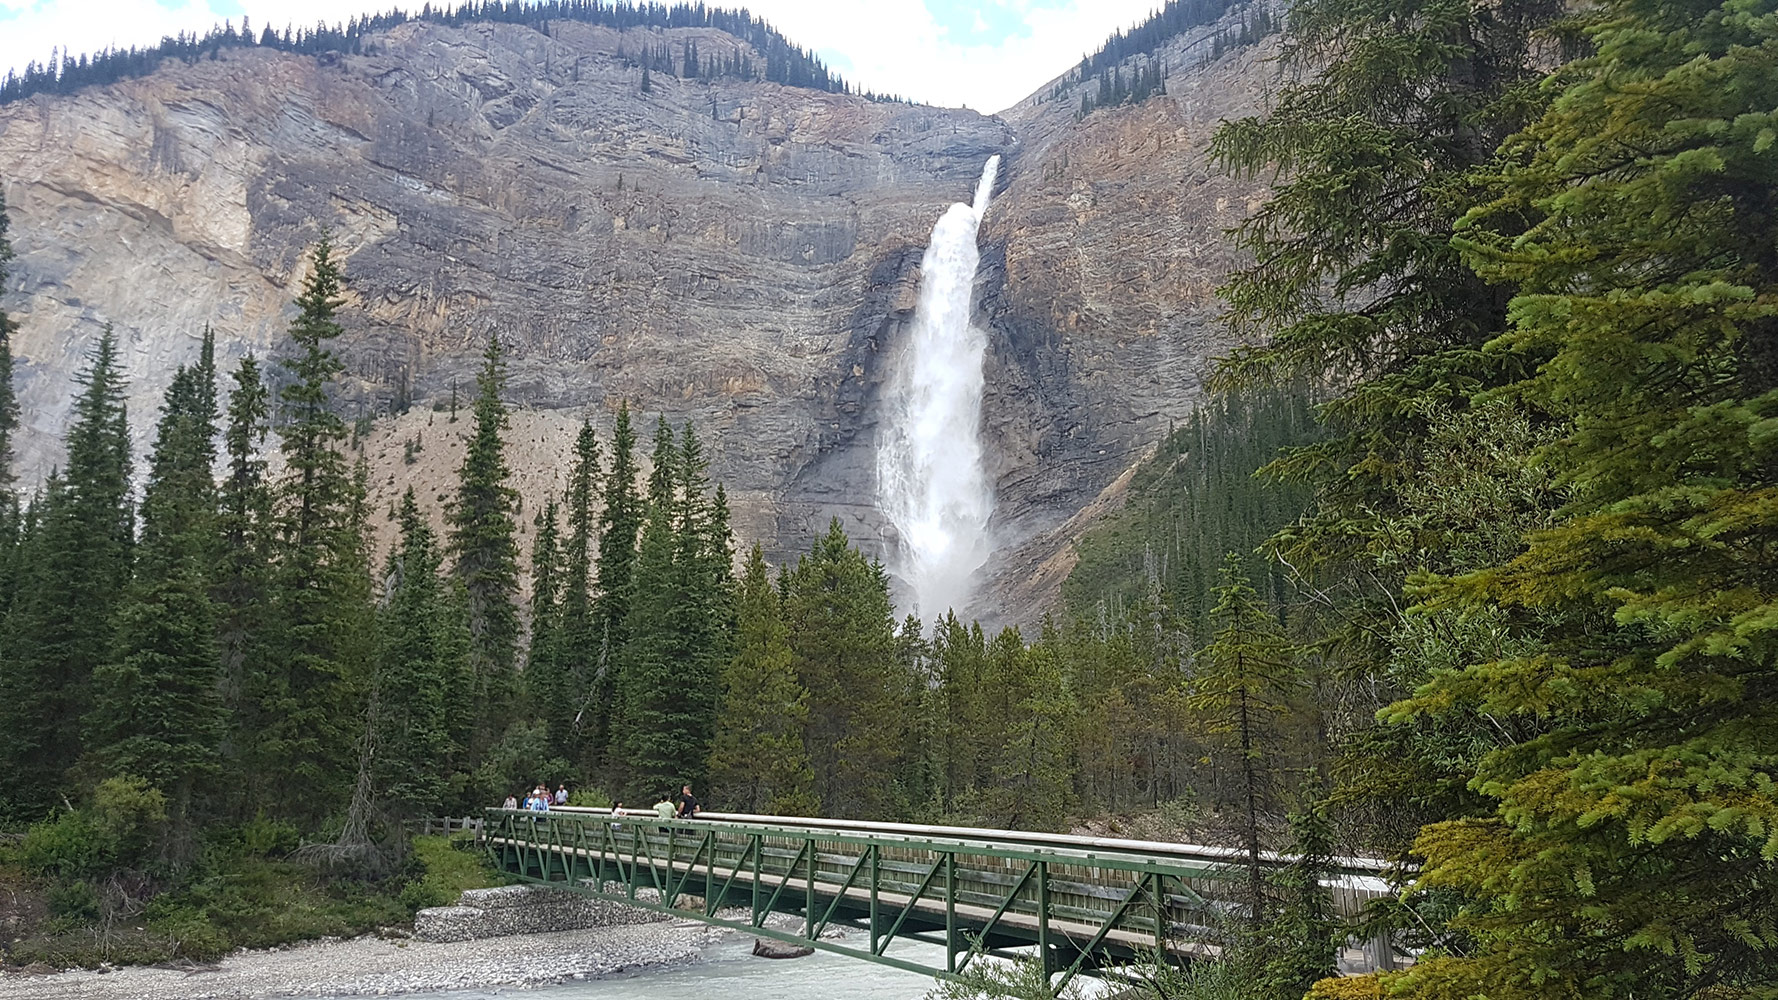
[753, 938, 816, 959]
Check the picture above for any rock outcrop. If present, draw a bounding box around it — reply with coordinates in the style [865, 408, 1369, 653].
[0, 13, 1274, 622]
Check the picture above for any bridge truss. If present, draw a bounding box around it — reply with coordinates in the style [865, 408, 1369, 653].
[481, 808, 1393, 987]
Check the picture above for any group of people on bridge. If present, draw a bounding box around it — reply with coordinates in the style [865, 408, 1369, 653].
[501, 783, 701, 821]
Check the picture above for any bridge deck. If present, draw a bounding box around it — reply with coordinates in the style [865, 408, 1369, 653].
[481, 807, 1393, 986]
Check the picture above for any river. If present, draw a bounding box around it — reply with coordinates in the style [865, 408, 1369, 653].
[328, 937, 946, 1000]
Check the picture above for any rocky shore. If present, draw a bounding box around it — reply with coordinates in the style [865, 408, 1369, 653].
[3, 919, 721, 1000]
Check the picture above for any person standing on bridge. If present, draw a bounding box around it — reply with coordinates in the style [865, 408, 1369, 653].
[675, 784, 700, 819]
[555, 784, 568, 806]
[652, 795, 676, 821]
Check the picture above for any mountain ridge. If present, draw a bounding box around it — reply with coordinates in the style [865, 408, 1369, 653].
[0, 6, 1275, 623]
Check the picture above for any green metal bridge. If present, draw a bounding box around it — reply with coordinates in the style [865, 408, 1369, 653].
[481, 807, 1397, 987]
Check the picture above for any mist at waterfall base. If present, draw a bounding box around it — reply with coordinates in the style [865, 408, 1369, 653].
[877, 156, 1001, 623]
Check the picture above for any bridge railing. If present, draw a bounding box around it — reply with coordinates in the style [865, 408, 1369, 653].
[481, 806, 1393, 985]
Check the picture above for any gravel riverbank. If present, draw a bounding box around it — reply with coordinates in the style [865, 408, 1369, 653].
[3, 920, 720, 1000]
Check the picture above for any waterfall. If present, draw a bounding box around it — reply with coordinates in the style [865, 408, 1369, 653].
[877, 155, 1001, 621]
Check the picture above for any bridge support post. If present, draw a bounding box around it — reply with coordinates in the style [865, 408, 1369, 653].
[805, 835, 818, 939]
[944, 852, 957, 974]
[1152, 872, 1166, 957]
[868, 844, 880, 955]
[1037, 861, 1052, 980]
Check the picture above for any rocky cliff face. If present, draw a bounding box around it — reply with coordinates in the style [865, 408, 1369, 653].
[0, 14, 1273, 624]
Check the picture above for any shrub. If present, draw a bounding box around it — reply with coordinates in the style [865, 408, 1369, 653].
[148, 908, 231, 962]
[45, 880, 99, 921]
[398, 834, 508, 911]
[20, 812, 112, 880]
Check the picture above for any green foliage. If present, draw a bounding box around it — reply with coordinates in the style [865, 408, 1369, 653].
[0, 328, 133, 817]
[373, 489, 460, 818]
[553, 420, 602, 764]
[265, 233, 374, 827]
[709, 544, 817, 815]
[1063, 388, 1316, 641]
[783, 519, 907, 819]
[610, 418, 733, 801]
[20, 778, 168, 880]
[1372, 0, 1778, 993]
[1191, 556, 1305, 913]
[143, 856, 406, 958]
[86, 354, 225, 859]
[396, 834, 507, 910]
[590, 401, 643, 763]
[448, 336, 522, 757]
[215, 354, 275, 814]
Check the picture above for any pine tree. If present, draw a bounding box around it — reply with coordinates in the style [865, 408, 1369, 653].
[1357, 2, 1778, 995]
[1206, 0, 1568, 870]
[784, 518, 905, 819]
[610, 416, 684, 800]
[448, 335, 521, 757]
[86, 360, 224, 861]
[555, 419, 600, 762]
[0, 327, 132, 816]
[988, 622, 1078, 832]
[524, 496, 567, 752]
[373, 489, 456, 818]
[590, 401, 641, 762]
[214, 355, 274, 807]
[266, 233, 374, 825]
[1189, 555, 1303, 918]
[708, 544, 816, 814]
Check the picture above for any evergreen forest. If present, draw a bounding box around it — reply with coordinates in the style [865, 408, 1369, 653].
[0, 0, 1775, 991]
[0, 0, 905, 106]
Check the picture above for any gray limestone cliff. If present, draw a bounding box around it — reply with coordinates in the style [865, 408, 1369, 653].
[0, 14, 1273, 623]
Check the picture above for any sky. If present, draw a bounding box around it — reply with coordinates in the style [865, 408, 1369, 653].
[0, 0, 1166, 113]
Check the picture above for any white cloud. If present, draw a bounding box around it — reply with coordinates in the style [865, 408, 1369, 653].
[0, 0, 1164, 113]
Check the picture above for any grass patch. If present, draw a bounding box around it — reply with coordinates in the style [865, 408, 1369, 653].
[397, 834, 511, 910]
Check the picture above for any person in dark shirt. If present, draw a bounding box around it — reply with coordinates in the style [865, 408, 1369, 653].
[675, 784, 699, 819]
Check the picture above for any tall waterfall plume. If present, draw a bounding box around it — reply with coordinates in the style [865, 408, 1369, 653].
[877, 155, 1001, 620]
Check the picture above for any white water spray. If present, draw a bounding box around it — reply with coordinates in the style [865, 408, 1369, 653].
[877, 155, 1001, 620]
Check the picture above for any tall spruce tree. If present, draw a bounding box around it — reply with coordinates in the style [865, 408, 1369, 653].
[669, 422, 732, 768]
[555, 419, 600, 761]
[86, 359, 225, 860]
[1190, 555, 1304, 918]
[267, 234, 373, 825]
[590, 401, 641, 763]
[214, 355, 274, 807]
[1354, 1, 1778, 995]
[373, 489, 456, 818]
[524, 496, 567, 755]
[610, 416, 684, 800]
[783, 518, 904, 819]
[448, 335, 520, 755]
[0, 327, 132, 816]
[607, 417, 733, 802]
[708, 544, 815, 815]
[1208, 0, 1568, 856]
[988, 623, 1078, 832]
